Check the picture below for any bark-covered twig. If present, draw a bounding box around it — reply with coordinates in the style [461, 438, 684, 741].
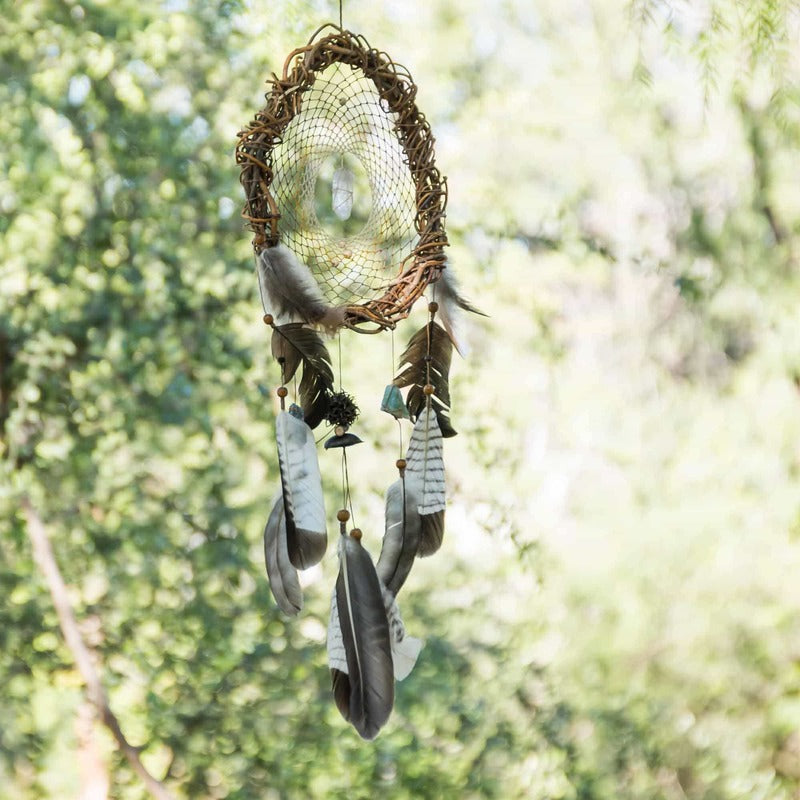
[21, 497, 176, 800]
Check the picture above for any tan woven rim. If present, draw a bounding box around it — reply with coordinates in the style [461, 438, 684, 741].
[235, 25, 449, 332]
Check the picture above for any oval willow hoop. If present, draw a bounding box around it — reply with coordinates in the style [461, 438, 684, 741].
[235, 25, 449, 331]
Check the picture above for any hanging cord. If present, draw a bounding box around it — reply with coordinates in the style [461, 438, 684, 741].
[339, 0, 343, 28]
[390, 327, 396, 382]
[390, 327, 404, 456]
[338, 330, 344, 390]
[425, 284, 436, 410]
[336, 326, 356, 529]
[255, 254, 268, 315]
[340, 449, 347, 506]
[341, 449, 355, 526]
[419, 286, 439, 499]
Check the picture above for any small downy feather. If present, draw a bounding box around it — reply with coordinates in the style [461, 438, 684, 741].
[327, 595, 353, 725]
[430, 263, 486, 356]
[376, 477, 420, 596]
[276, 410, 327, 569]
[328, 534, 394, 740]
[257, 244, 346, 330]
[271, 324, 334, 429]
[380, 582, 423, 681]
[405, 406, 446, 557]
[263, 495, 302, 616]
[393, 321, 457, 438]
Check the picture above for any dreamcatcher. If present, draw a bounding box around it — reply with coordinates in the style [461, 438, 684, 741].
[236, 23, 480, 740]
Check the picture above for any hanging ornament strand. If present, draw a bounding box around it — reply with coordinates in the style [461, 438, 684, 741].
[240, 23, 483, 741]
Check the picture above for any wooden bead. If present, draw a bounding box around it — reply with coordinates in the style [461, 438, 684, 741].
[396, 458, 407, 470]
[335, 425, 346, 437]
[337, 509, 350, 523]
[277, 386, 288, 398]
[263, 313, 274, 325]
[428, 301, 439, 313]
[350, 528, 362, 541]
[423, 384, 435, 395]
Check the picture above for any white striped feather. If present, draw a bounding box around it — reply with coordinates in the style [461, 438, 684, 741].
[405, 406, 446, 516]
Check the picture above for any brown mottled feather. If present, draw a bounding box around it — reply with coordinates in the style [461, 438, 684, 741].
[270, 324, 333, 429]
[393, 322, 457, 438]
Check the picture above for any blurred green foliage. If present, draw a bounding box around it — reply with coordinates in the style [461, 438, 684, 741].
[2, 0, 800, 798]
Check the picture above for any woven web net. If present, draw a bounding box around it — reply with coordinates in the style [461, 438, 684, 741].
[270, 62, 418, 307]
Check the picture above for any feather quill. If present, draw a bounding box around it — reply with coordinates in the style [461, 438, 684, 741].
[271, 324, 333, 429]
[393, 321, 457, 438]
[276, 410, 327, 568]
[376, 477, 421, 595]
[405, 406, 446, 556]
[328, 534, 394, 740]
[430, 263, 486, 356]
[263, 495, 302, 615]
[257, 244, 346, 330]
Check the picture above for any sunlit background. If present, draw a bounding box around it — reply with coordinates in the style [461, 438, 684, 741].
[2, 0, 800, 797]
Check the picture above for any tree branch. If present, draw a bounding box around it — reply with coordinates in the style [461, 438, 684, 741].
[21, 497, 176, 800]
[739, 97, 787, 245]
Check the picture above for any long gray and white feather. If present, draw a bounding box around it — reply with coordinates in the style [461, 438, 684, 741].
[329, 534, 394, 740]
[276, 410, 327, 569]
[376, 477, 420, 596]
[263, 495, 303, 616]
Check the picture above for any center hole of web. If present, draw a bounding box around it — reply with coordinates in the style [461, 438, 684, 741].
[314, 152, 372, 238]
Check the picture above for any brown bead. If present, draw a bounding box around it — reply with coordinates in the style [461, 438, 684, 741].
[423, 384, 435, 395]
[263, 313, 274, 325]
[350, 528, 362, 541]
[337, 509, 350, 523]
[335, 425, 346, 437]
[428, 301, 439, 313]
[396, 458, 407, 470]
[277, 386, 288, 398]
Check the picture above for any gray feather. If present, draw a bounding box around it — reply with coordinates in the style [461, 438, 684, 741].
[257, 244, 346, 330]
[377, 478, 421, 595]
[263, 495, 302, 616]
[334, 534, 394, 740]
[276, 410, 327, 569]
[431, 262, 486, 356]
